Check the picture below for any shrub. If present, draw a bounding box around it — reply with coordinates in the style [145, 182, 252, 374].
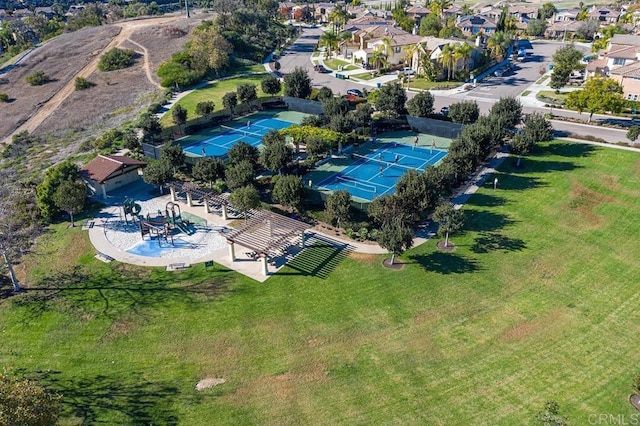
[74, 76, 93, 90]
[98, 48, 135, 72]
[26, 71, 49, 86]
[0, 93, 8, 102]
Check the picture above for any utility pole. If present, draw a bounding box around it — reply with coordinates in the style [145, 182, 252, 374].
[185, 0, 190, 18]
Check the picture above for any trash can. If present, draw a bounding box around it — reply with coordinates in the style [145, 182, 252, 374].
[376, 82, 382, 88]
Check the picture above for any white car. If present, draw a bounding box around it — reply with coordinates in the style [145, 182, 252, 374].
[398, 67, 416, 75]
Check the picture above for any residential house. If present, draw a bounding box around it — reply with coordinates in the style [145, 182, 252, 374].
[406, 5, 431, 20]
[479, 6, 502, 22]
[545, 20, 581, 39]
[411, 36, 481, 77]
[586, 34, 640, 98]
[35, 7, 54, 19]
[351, 25, 423, 67]
[553, 9, 581, 22]
[509, 5, 538, 23]
[442, 5, 464, 20]
[278, 2, 295, 20]
[346, 13, 391, 29]
[312, 3, 335, 23]
[80, 155, 147, 199]
[456, 15, 497, 36]
[291, 5, 311, 22]
[588, 6, 621, 24]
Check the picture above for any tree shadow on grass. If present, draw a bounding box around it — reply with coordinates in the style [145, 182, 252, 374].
[470, 232, 527, 254]
[24, 370, 182, 425]
[492, 173, 546, 191]
[542, 141, 595, 158]
[506, 157, 582, 174]
[464, 210, 515, 233]
[464, 193, 508, 208]
[11, 265, 234, 322]
[408, 251, 481, 274]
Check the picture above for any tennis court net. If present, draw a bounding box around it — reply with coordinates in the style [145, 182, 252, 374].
[336, 175, 378, 193]
[220, 125, 265, 139]
[352, 153, 422, 172]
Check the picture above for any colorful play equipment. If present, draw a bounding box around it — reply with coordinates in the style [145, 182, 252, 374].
[135, 202, 196, 246]
[165, 202, 195, 236]
[122, 198, 142, 224]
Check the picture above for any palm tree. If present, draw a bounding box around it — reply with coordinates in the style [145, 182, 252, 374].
[329, 5, 349, 33]
[403, 43, 419, 69]
[371, 48, 388, 71]
[487, 31, 509, 61]
[430, 0, 452, 19]
[455, 42, 473, 74]
[439, 43, 455, 81]
[319, 30, 339, 58]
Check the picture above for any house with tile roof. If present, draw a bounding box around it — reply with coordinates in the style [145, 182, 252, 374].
[456, 15, 497, 36]
[410, 37, 481, 77]
[351, 25, 423, 66]
[80, 155, 147, 199]
[588, 6, 621, 24]
[585, 34, 640, 100]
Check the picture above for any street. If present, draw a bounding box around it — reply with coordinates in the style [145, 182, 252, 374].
[277, 28, 631, 143]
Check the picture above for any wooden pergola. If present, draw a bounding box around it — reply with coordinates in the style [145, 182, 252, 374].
[225, 210, 312, 276]
[168, 181, 232, 219]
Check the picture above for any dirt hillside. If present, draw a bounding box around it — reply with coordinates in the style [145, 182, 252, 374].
[1, 13, 211, 144]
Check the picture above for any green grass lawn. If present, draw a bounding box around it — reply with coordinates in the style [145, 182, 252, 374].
[160, 74, 278, 126]
[409, 78, 461, 90]
[351, 71, 378, 81]
[537, 90, 570, 105]
[3, 141, 640, 423]
[322, 58, 357, 71]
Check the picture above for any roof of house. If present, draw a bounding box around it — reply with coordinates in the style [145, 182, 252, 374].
[419, 36, 476, 52]
[606, 44, 639, 59]
[370, 33, 423, 47]
[457, 14, 497, 28]
[509, 5, 538, 15]
[609, 33, 640, 46]
[547, 20, 582, 31]
[356, 24, 410, 39]
[80, 155, 147, 184]
[586, 57, 608, 72]
[555, 9, 581, 18]
[610, 60, 640, 77]
[588, 6, 621, 18]
[347, 15, 391, 26]
[406, 5, 430, 15]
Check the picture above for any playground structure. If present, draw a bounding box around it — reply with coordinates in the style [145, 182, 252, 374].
[122, 198, 142, 224]
[133, 201, 196, 246]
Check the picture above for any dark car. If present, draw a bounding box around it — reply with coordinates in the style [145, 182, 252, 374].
[314, 64, 329, 73]
[440, 106, 450, 116]
[346, 88, 363, 97]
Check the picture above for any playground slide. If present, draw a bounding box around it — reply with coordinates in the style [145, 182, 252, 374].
[176, 221, 195, 236]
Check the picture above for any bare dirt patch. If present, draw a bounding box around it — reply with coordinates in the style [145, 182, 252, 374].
[436, 241, 456, 252]
[499, 308, 568, 342]
[413, 310, 439, 325]
[566, 181, 617, 226]
[382, 258, 405, 270]
[196, 377, 226, 391]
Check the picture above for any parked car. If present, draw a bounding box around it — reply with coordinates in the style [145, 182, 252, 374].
[398, 67, 416, 75]
[494, 69, 504, 77]
[346, 88, 363, 97]
[314, 64, 329, 73]
[440, 106, 450, 116]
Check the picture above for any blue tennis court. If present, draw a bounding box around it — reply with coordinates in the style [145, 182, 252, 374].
[315, 142, 447, 202]
[183, 117, 296, 157]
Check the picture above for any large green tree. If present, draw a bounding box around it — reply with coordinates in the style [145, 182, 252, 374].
[0, 373, 62, 426]
[53, 180, 86, 227]
[36, 161, 79, 222]
[283, 67, 312, 99]
[489, 97, 522, 130]
[378, 221, 414, 265]
[449, 100, 479, 124]
[261, 74, 281, 95]
[230, 185, 261, 220]
[272, 174, 304, 212]
[143, 159, 173, 194]
[222, 92, 238, 113]
[237, 83, 258, 104]
[227, 141, 259, 167]
[192, 157, 225, 188]
[189, 22, 232, 74]
[432, 202, 465, 248]
[406, 91, 434, 117]
[552, 44, 583, 72]
[195, 100, 215, 118]
[565, 75, 624, 122]
[325, 189, 351, 227]
[260, 131, 292, 174]
[375, 83, 407, 117]
[226, 160, 255, 190]
[172, 104, 188, 133]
